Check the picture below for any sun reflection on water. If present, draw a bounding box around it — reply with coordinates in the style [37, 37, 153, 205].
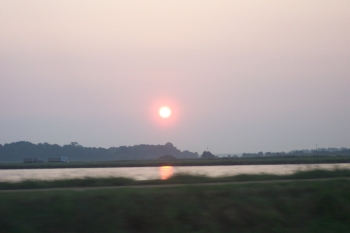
[159, 166, 174, 180]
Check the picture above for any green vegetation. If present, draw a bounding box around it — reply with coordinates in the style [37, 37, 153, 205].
[1, 178, 350, 232]
[1, 169, 350, 191]
[2, 155, 350, 169]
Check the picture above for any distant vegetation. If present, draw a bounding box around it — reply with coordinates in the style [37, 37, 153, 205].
[158, 154, 177, 160]
[1, 141, 350, 165]
[240, 147, 350, 158]
[200, 151, 216, 159]
[0, 141, 198, 162]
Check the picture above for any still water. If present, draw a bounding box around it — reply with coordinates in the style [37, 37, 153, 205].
[1, 163, 350, 182]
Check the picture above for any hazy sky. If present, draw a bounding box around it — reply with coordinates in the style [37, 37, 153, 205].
[1, 1, 349, 153]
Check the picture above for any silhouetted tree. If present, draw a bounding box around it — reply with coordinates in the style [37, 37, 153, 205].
[201, 151, 216, 159]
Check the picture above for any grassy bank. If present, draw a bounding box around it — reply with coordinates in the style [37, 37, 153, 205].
[1, 178, 350, 233]
[2, 155, 350, 169]
[1, 169, 350, 190]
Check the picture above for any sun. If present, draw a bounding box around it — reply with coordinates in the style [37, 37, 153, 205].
[159, 107, 171, 118]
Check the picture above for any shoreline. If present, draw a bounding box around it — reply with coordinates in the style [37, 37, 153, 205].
[1, 156, 350, 169]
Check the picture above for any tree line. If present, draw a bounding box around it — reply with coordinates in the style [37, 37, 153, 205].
[0, 141, 198, 162]
[241, 149, 350, 158]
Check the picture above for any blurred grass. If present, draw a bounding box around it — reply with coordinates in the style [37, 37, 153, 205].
[1, 168, 350, 190]
[2, 155, 350, 169]
[0, 178, 350, 233]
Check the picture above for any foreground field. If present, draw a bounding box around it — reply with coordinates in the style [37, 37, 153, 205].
[0, 177, 350, 233]
[1, 156, 350, 169]
[1, 170, 350, 232]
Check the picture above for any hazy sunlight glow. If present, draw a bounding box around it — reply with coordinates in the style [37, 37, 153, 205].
[159, 107, 171, 118]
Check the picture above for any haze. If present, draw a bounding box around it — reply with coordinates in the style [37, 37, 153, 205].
[1, 1, 349, 153]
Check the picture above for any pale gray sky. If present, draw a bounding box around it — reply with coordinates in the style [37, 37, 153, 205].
[1, 1, 349, 153]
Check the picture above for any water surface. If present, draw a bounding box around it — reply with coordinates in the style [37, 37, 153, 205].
[1, 163, 349, 182]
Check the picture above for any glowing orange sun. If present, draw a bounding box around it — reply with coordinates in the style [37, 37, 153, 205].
[159, 107, 171, 118]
